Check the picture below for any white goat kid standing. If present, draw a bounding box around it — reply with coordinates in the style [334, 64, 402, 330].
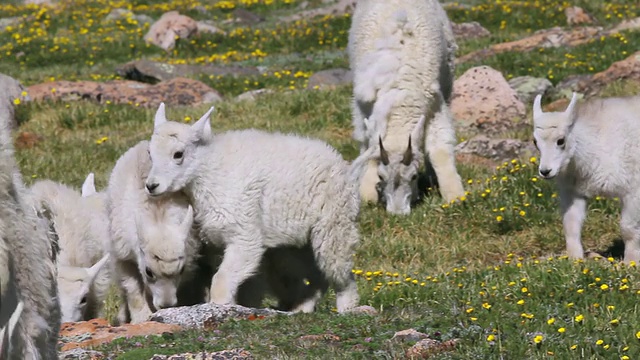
[348, 0, 465, 214]
[29, 172, 113, 323]
[532, 92, 640, 262]
[145, 103, 375, 313]
[107, 139, 200, 324]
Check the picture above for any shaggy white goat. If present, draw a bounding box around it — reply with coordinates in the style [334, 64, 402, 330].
[145, 103, 376, 313]
[106, 139, 202, 324]
[0, 112, 60, 359]
[532, 92, 640, 262]
[29, 173, 113, 323]
[348, 0, 465, 214]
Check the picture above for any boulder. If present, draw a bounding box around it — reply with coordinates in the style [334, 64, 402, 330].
[508, 76, 553, 104]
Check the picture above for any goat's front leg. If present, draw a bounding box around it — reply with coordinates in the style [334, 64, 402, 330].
[558, 185, 588, 259]
[620, 194, 640, 263]
[209, 239, 265, 305]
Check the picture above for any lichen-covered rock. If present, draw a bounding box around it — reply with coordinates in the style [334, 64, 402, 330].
[307, 68, 353, 90]
[116, 60, 259, 83]
[144, 11, 198, 51]
[391, 329, 429, 343]
[149, 303, 290, 330]
[455, 135, 537, 162]
[508, 76, 553, 104]
[149, 349, 253, 360]
[451, 21, 491, 40]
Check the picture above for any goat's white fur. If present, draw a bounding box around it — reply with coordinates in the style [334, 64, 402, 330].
[29, 174, 113, 323]
[106, 139, 202, 324]
[145, 103, 376, 313]
[532, 92, 640, 262]
[0, 108, 60, 359]
[348, 0, 464, 214]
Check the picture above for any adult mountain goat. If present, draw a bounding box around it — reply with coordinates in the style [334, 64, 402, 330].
[532, 93, 640, 262]
[348, 0, 465, 214]
[145, 104, 376, 313]
[0, 111, 60, 359]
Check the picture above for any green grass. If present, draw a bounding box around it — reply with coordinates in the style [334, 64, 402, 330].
[4, 0, 640, 358]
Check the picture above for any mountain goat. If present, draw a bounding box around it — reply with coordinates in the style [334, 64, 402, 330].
[145, 103, 376, 313]
[0, 112, 60, 359]
[29, 173, 112, 323]
[532, 92, 640, 262]
[348, 0, 465, 214]
[107, 140, 202, 324]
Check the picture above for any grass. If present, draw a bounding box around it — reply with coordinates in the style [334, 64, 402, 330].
[3, 0, 640, 358]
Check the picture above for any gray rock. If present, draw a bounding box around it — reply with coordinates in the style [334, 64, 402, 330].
[235, 89, 274, 102]
[202, 91, 223, 104]
[307, 68, 353, 90]
[391, 329, 430, 343]
[149, 349, 253, 360]
[196, 20, 226, 36]
[507, 76, 554, 104]
[552, 74, 592, 99]
[232, 8, 265, 24]
[116, 60, 260, 84]
[0, 73, 29, 130]
[0, 17, 22, 32]
[455, 135, 537, 162]
[451, 21, 491, 40]
[58, 348, 105, 360]
[149, 303, 290, 329]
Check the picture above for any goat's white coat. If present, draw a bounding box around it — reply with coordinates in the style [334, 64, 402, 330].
[29, 174, 113, 323]
[145, 104, 375, 313]
[348, 0, 464, 214]
[106, 139, 201, 324]
[0, 111, 60, 359]
[532, 93, 640, 262]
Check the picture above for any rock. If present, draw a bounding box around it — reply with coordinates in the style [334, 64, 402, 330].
[345, 305, 378, 315]
[232, 8, 265, 25]
[149, 349, 253, 360]
[27, 77, 222, 108]
[144, 11, 198, 51]
[58, 348, 105, 360]
[565, 6, 597, 26]
[296, 333, 341, 348]
[391, 329, 429, 343]
[588, 51, 640, 94]
[451, 21, 491, 40]
[116, 60, 260, 84]
[196, 20, 226, 36]
[451, 66, 526, 135]
[307, 68, 353, 90]
[552, 74, 593, 98]
[543, 97, 571, 112]
[149, 303, 290, 330]
[457, 26, 604, 64]
[507, 76, 553, 104]
[104, 8, 154, 25]
[405, 338, 461, 358]
[58, 318, 183, 352]
[455, 135, 537, 163]
[0, 17, 23, 32]
[15, 132, 44, 149]
[0, 73, 29, 130]
[281, 0, 357, 22]
[611, 16, 640, 33]
[235, 89, 275, 102]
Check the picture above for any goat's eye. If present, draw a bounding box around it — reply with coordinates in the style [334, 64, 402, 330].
[80, 295, 87, 305]
[145, 267, 155, 279]
[556, 138, 565, 147]
[173, 151, 184, 160]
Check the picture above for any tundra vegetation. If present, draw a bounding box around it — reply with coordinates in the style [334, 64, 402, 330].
[2, 0, 640, 358]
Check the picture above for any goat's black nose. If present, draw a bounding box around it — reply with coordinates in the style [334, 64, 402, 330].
[539, 168, 551, 177]
[146, 183, 159, 192]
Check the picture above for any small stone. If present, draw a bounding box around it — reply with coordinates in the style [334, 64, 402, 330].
[391, 328, 429, 343]
[235, 89, 274, 102]
[405, 338, 460, 358]
[507, 76, 554, 104]
[306, 68, 353, 90]
[451, 21, 491, 40]
[565, 6, 597, 26]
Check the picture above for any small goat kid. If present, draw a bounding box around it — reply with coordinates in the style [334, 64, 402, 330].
[533, 92, 640, 262]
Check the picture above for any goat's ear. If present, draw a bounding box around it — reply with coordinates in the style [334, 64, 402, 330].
[81, 173, 96, 197]
[532, 94, 543, 121]
[154, 102, 167, 130]
[192, 106, 215, 144]
[564, 92, 579, 126]
[87, 254, 110, 282]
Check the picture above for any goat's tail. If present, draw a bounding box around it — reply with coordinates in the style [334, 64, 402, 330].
[0, 300, 24, 358]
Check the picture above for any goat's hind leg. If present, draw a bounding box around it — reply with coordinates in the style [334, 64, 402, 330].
[620, 194, 640, 263]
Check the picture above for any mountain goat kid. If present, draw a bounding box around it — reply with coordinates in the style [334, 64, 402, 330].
[107, 140, 201, 324]
[348, 0, 465, 214]
[0, 113, 60, 359]
[532, 92, 640, 262]
[145, 104, 376, 314]
[29, 173, 112, 323]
